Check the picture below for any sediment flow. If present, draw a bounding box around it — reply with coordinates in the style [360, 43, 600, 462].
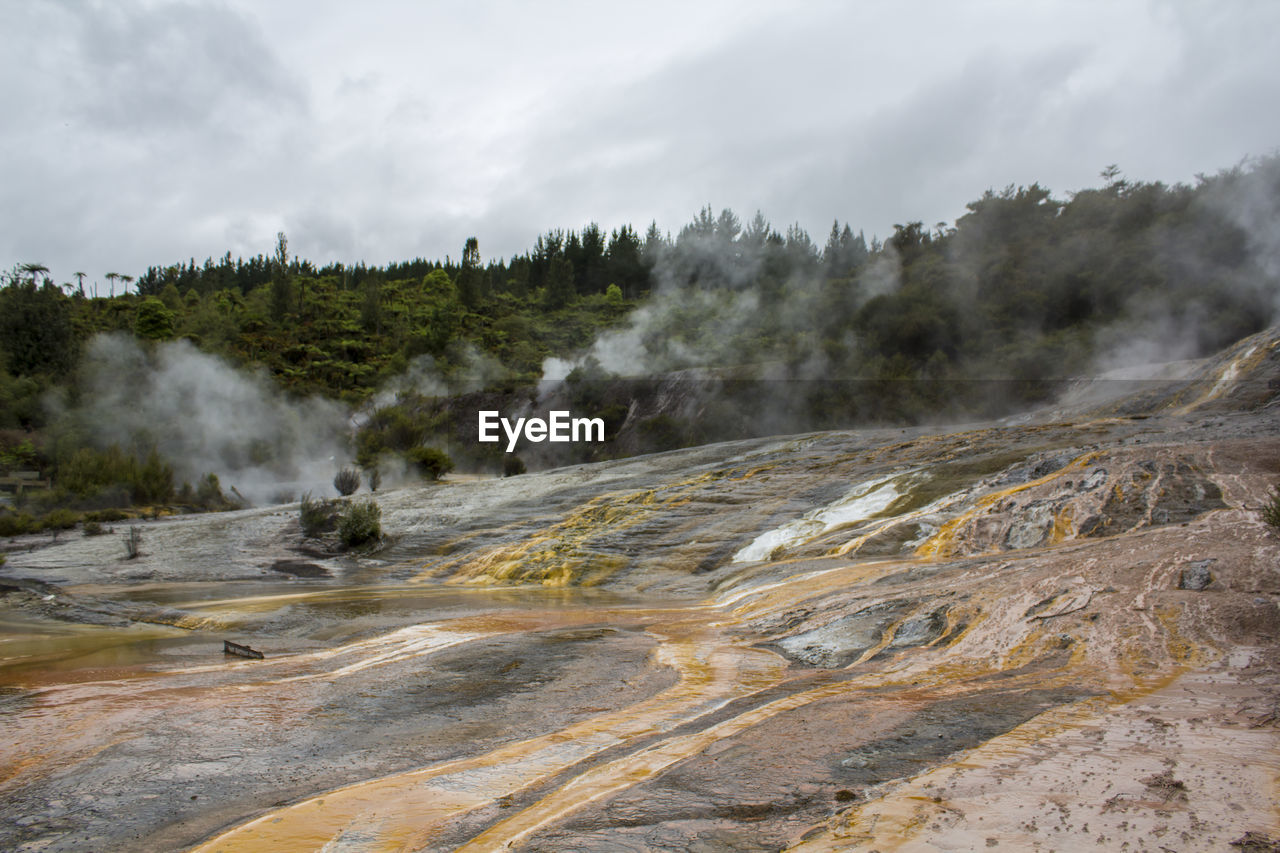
[3, 329, 1280, 851]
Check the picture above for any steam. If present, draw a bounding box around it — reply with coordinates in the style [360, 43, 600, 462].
[371, 343, 510, 407]
[540, 219, 851, 382]
[63, 334, 350, 505]
[545, 160, 1280, 399]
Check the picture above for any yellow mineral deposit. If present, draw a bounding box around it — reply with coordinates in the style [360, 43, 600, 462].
[2, 329, 1278, 852]
[190, 623, 786, 852]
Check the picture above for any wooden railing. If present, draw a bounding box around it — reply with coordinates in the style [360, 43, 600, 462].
[0, 471, 50, 495]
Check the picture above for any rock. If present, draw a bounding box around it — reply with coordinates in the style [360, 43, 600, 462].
[1179, 560, 1214, 590]
[1004, 503, 1055, 550]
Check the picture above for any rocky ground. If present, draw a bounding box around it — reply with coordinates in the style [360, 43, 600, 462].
[2, 327, 1279, 852]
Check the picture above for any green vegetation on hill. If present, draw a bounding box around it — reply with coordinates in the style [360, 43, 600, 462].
[1, 157, 1277, 519]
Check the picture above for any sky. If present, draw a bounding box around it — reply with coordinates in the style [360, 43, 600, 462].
[2, 0, 1279, 288]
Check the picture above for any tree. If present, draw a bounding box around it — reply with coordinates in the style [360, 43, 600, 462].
[0, 273, 74, 376]
[407, 446, 453, 480]
[607, 224, 646, 298]
[1100, 164, 1127, 192]
[134, 296, 176, 340]
[360, 276, 382, 334]
[457, 237, 484, 308]
[20, 263, 49, 286]
[544, 254, 575, 309]
[271, 231, 293, 321]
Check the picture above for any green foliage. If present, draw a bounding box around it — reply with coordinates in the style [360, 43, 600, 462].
[299, 492, 338, 538]
[333, 467, 361, 496]
[0, 275, 75, 376]
[0, 371, 45, 429]
[1263, 486, 1280, 531]
[195, 473, 230, 508]
[54, 444, 173, 507]
[134, 297, 176, 340]
[43, 508, 79, 530]
[502, 455, 526, 477]
[133, 449, 174, 505]
[406, 446, 453, 480]
[3, 155, 1279, 487]
[0, 511, 40, 537]
[86, 508, 128, 523]
[337, 497, 381, 547]
[0, 436, 38, 471]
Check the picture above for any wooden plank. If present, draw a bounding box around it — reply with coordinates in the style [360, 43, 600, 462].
[223, 640, 265, 660]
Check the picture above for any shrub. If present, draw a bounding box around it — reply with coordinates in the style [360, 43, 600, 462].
[82, 520, 105, 536]
[132, 449, 174, 505]
[42, 508, 79, 530]
[299, 492, 338, 538]
[0, 511, 39, 537]
[87, 508, 128, 523]
[55, 444, 174, 507]
[503, 455, 526, 477]
[122, 525, 143, 559]
[406, 446, 453, 481]
[333, 467, 361, 496]
[338, 498, 381, 547]
[365, 466, 382, 492]
[195, 472, 229, 508]
[1263, 485, 1280, 531]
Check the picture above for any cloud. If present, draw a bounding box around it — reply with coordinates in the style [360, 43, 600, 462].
[2, 1, 1279, 281]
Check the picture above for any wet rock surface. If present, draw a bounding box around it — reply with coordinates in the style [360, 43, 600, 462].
[1, 327, 1279, 851]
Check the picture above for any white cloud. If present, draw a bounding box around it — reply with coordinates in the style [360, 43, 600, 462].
[1, 0, 1278, 280]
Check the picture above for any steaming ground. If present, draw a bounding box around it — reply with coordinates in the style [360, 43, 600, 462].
[58, 334, 352, 506]
[2, 328, 1279, 851]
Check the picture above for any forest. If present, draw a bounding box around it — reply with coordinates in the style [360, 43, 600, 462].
[1, 157, 1277, 529]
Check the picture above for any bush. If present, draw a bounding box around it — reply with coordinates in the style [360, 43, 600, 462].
[503, 455, 526, 477]
[338, 498, 381, 547]
[42, 508, 79, 530]
[54, 444, 173, 507]
[406, 446, 453, 481]
[1263, 485, 1280, 531]
[299, 492, 338, 538]
[0, 511, 39, 537]
[122, 525, 142, 559]
[195, 472, 229, 508]
[334, 467, 361, 496]
[86, 508, 128, 523]
[82, 520, 105, 536]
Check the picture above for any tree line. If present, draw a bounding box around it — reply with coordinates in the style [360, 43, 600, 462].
[1, 156, 1276, 520]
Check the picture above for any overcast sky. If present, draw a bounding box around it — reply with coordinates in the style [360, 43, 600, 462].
[2, 0, 1278, 286]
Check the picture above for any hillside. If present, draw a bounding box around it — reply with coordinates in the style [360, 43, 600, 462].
[0, 326, 1277, 851]
[2, 156, 1278, 518]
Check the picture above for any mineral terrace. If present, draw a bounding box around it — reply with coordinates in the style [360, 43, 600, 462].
[2, 329, 1279, 852]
